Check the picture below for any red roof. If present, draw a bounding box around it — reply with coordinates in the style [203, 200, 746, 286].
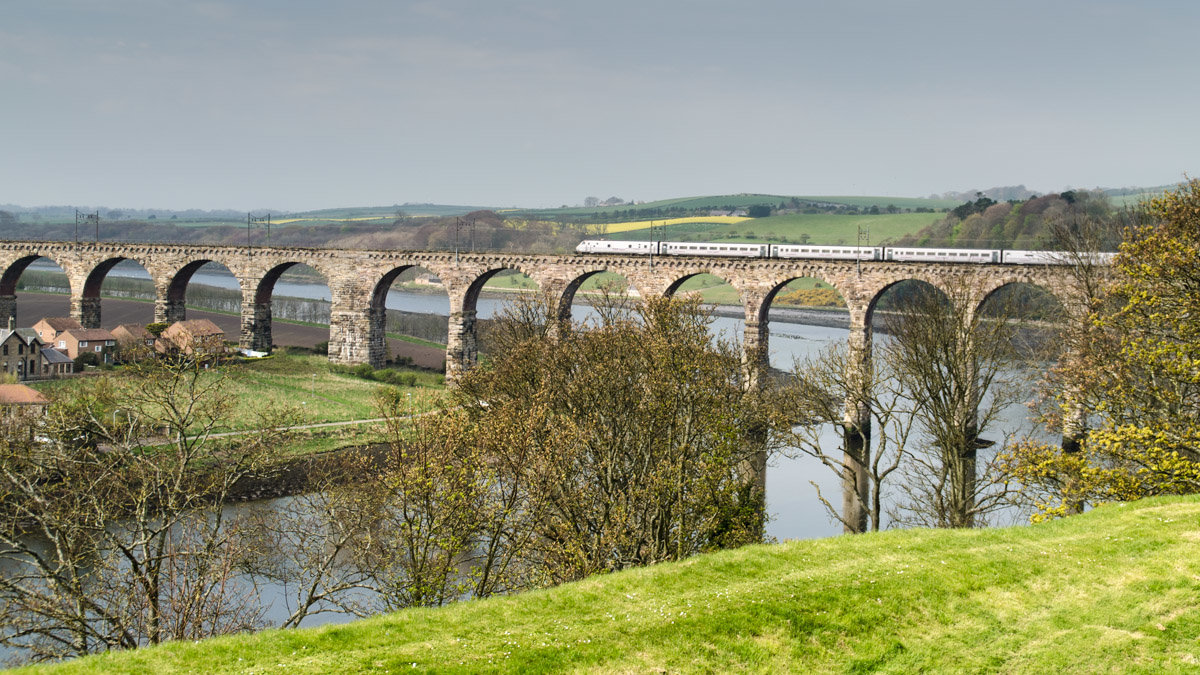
[0, 384, 49, 405]
[36, 317, 83, 331]
[62, 328, 116, 342]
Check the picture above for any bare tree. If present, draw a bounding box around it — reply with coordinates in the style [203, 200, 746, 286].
[883, 284, 1027, 528]
[774, 344, 914, 531]
[0, 353, 293, 663]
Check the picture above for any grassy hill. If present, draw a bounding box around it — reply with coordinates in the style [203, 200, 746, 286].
[36, 496, 1200, 673]
[528, 193, 960, 218]
[603, 211, 942, 245]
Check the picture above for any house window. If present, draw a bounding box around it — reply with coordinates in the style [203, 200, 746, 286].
[2, 345, 7, 355]
[58, 340, 65, 348]
[95, 345, 102, 352]
[18, 344, 23, 355]
[80, 341, 88, 347]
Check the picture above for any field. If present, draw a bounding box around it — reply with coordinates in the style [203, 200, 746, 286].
[605, 211, 943, 245]
[527, 193, 961, 218]
[29, 351, 446, 441]
[40, 495, 1200, 673]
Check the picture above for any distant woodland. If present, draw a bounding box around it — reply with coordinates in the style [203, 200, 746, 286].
[895, 190, 1125, 250]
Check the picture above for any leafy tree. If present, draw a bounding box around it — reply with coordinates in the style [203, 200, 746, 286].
[1001, 179, 1200, 520]
[451, 293, 775, 583]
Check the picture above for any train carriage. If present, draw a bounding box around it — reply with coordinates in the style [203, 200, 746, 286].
[659, 241, 769, 257]
[772, 244, 879, 261]
[884, 247, 1000, 263]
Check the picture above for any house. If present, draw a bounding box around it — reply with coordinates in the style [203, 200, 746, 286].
[32, 316, 83, 346]
[112, 323, 157, 352]
[58, 328, 117, 363]
[39, 347, 74, 377]
[0, 384, 50, 425]
[158, 319, 225, 356]
[0, 327, 46, 381]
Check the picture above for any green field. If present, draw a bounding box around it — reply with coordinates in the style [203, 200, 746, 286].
[30, 352, 445, 437]
[605, 211, 942, 246]
[527, 193, 960, 218]
[39, 495, 1200, 673]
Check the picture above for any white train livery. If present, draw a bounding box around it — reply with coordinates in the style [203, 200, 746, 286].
[574, 240, 1114, 265]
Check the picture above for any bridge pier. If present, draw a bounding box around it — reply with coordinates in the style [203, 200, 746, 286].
[154, 280, 187, 324]
[0, 294, 15, 328]
[445, 307, 477, 383]
[71, 293, 102, 329]
[329, 310, 371, 365]
[240, 302, 272, 352]
[367, 302, 389, 368]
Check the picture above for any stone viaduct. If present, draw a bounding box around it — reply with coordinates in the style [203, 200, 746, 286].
[0, 240, 1088, 532]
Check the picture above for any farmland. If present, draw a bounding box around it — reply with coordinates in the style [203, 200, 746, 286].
[602, 211, 942, 246]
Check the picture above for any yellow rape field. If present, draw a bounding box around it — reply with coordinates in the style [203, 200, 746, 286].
[270, 216, 391, 225]
[589, 215, 751, 234]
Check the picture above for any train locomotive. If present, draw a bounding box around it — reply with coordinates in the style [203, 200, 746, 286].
[574, 240, 1113, 265]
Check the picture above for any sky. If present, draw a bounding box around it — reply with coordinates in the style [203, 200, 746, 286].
[3, 1, 1197, 212]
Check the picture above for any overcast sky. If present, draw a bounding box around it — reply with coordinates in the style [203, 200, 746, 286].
[3, 1, 1197, 211]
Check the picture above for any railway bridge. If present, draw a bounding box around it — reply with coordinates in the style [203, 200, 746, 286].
[0, 240, 1083, 378]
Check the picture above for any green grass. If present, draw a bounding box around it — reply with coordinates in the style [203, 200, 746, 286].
[30, 352, 445, 435]
[528, 194, 960, 218]
[607, 212, 942, 246]
[36, 495, 1200, 673]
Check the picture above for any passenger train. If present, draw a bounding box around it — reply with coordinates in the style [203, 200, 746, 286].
[574, 240, 1114, 265]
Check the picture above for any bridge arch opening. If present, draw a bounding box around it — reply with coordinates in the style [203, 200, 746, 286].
[249, 262, 332, 354]
[468, 268, 540, 319]
[760, 276, 850, 371]
[757, 274, 853, 542]
[559, 270, 639, 326]
[0, 255, 72, 327]
[368, 265, 450, 369]
[166, 260, 242, 320]
[977, 280, 1068, 378]
[82, 257, 155, 328]
[664, 272, 744, 343]
[464, 268, 541, 359]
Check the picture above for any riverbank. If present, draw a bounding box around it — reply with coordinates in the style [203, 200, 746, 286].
[38, 495, 1200, 673]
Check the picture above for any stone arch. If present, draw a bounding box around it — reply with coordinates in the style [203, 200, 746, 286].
[756, 272, 850, 325]
[864, 277, 953, 327]
[365, 264, 450, 367]
[77, 256, 155, 328]
[974, 274, 1072, 319]
[254, 261, 330, 306]
[0, 254, 73, 327]
[159, 259, 241, 324]
[556, 268, 640, 324]
[81, 255, 154, 298]
[462, 266, 542, 317]
[242, 261, 332, 353]
[756, 273, 851, 372]
[664, 269, 741, 302]
[0, 254, 72, 296]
